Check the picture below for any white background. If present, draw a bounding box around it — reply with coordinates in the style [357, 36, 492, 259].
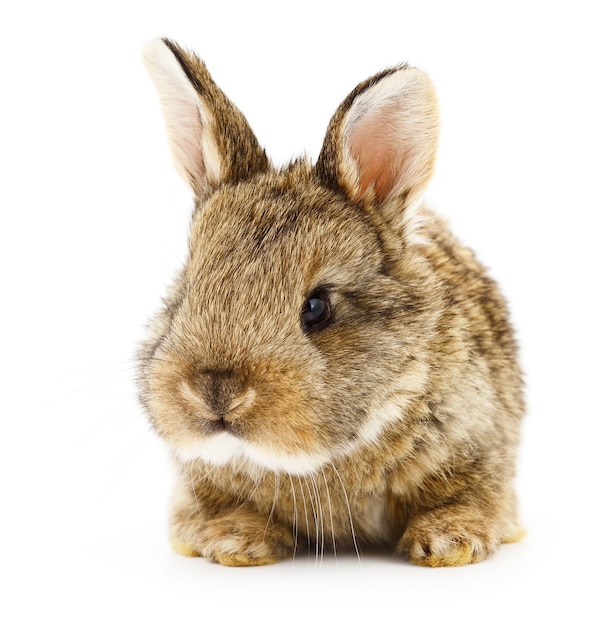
[1, 1, 596, 624]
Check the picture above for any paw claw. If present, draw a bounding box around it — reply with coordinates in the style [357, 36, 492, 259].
[170, 509, 294, 566]
[171, 538, 201, 557]
[399, 508, 503, 567]
[212, 553, 280, 567]
[410, 543, 481, 567]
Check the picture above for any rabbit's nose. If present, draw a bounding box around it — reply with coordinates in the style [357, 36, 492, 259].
[193, 369, 256, 429]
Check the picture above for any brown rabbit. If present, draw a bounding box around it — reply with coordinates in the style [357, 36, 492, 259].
[138, 38, 524, 567]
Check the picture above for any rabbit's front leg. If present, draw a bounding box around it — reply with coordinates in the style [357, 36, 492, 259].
[396, 475, 522, 567]
[169, 477, 295, 567]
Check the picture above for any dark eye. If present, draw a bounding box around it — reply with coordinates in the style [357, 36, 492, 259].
[301, 291, 332, 331]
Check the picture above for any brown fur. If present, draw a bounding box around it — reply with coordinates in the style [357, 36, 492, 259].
[138, 39, 524, 567]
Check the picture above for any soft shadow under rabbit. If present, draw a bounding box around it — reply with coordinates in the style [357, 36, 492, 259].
[138, 38, 524, 567]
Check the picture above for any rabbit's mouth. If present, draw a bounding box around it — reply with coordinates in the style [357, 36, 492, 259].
[165, 371, 337, 474]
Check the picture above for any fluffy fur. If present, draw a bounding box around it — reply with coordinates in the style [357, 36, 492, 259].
[138, 38, 524, 567]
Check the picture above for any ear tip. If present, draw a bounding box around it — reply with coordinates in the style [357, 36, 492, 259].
[397, 64, 435, 86]
[142, 38, 170, 67]
[392, 65, 438, 111]
[370, 64, 436, 104]
[142, 37, 167, 52]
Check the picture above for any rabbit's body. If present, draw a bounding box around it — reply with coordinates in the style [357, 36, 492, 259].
[139, 39, 524, 567]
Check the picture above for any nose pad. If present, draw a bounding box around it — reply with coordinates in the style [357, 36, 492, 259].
[203, 369, 238, 420]
[196, 369, 254, 427]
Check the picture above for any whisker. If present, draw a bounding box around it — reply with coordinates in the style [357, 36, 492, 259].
[297, 476, 311, 557]
[288, 474, 299, 561]
[67, 365, 140, 394]
[99, 424, 153, 502]
[75, 398, 141, 444]
[321, 468, 337, 563]
[330, 461, 361, 564]
[309, 473, 325, 564]
[183, 458, 220, 486]
[190, 469, 201, 513]
[264, 472, 280, 540]
[233, 470, 257, 511]
[303, 476, 319, 561]
[245, 465, 265, 502]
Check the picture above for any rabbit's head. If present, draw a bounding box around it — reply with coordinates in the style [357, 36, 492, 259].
[139, 39, 439, 475]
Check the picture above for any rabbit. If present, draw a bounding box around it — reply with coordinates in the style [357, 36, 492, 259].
[138, 38, 525, 567]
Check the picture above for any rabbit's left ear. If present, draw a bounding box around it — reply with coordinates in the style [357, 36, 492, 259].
[143, 39, 269, 199]
[316, 66, 438, 219]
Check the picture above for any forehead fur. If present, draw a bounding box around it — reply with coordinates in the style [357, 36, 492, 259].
[187, 160, 383, 295]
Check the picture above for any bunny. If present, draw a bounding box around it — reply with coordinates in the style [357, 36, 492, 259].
[138, 38, 524, 567]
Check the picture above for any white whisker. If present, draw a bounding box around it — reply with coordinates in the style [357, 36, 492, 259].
[189, 470, 200, 513]
[76, 398, 141, 444]
[297, 477, 311, 556]
[264, 472, 280, 538]
[303, 476, 319, 560]
[330, 461, 361, 563]
[288, 474, 299, 561]
[99, 425, 153, 502]
[309, 473, 325, 564]
[247, 466, 265, 501]
[233, 471, 256, 511]
[321, 468, 337, 563]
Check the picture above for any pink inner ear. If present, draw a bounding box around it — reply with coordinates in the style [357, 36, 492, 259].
[349, 110, 407, 202]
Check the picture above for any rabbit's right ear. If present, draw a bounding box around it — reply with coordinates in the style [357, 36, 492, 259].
[315, 66, 438, 235]
[143, 39, 269, 198]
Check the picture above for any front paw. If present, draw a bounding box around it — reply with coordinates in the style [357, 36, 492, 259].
[171, 509, 295, 567]
[398, 507, 502, 567]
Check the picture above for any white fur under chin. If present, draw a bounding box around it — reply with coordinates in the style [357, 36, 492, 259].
[175, 432, 330, 476]
[174, 397, 407, 476]
[174, 399, 410, 476]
